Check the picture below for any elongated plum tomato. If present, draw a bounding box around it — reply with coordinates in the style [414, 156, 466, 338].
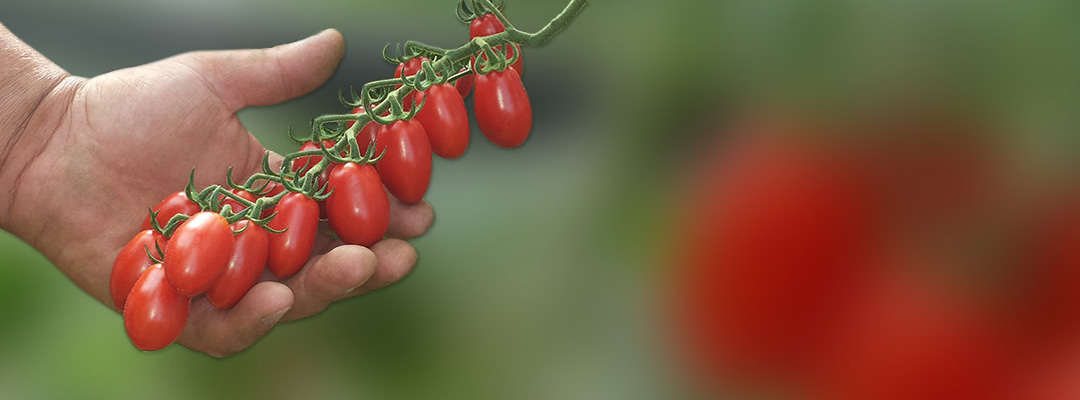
[1015, 192, 1080, 347]
[124, 263, 190, 351]
[266, 192, 319, 279]
[206, 220, 269, 309]
[394, 57, 428, 107]
[470, 13, 523, 77]
[255, 180, 285, 219]
[163, 211, 235, 296]
[317, 162, 341, 220]
[474, 67, 532, 148]
[292, 140, 337, 177]
[326, 162, 390, 247]
[810, 268, 1008, 400]
[454, 68, 475, 98]
[375, 119, 432, 204]
[670, 128, 877, 383]
[219, 188, 257, 214]
[414, 83, 470, 159]
[345, 106, 381, 147]
[141, 191, 200, 231]
[110, 229, 167, 311]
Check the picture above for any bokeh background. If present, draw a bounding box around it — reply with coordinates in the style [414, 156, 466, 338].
[2, 1, 1080, 399]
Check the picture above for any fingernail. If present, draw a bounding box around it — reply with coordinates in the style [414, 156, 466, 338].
[261, 307, 290, 326]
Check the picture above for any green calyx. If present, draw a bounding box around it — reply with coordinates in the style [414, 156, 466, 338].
[456, 0, 506, 23]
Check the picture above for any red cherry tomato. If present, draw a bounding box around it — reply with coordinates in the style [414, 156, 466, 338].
[414, 83, 470, 159]
[394, 56, 428, 107]
[395, 57, 426, 81]
[206, 220, 269, 310]
[454, 69, 475, 98]
[163, 211, 235, 296]
[345, 107, 382, 144]
[809, 269, 1009, 400]
[325, 162, 390, 247]
[124, 263, 190, 351]
[266, 192, 319, 279]
[317, 162, 341, 220]
[470, 13, 523, 76]
[293, 140, 340, 199]
[670, 127, 878, 384]
[1014, 192, 1080, 349]
[259, 180, 286, 197]
[110, 229, 167, 311]
[474, 67, 532, 148]
[219, 188, 257, 214]
[293, 140, 337, 176]
[1004, 347, 1080, 400]
[254, 180, 286, 219]
[375, 119, 432, 204]
[345, 106, 381, 160]
[141, 191, 200, 231]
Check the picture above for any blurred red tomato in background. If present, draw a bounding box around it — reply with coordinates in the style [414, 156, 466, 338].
[808, 259, 1010, 400]
[669, 119, 881, 388]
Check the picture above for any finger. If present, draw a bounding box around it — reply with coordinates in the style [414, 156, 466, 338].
[351, 238, 418, 295]
[280, 244, 378, 322]
[387, 193, 435, 239]
[181, 29, 345, 111]
[177, 281, 294, 358]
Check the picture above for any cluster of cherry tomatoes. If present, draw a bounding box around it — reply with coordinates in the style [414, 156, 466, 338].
[671, 114, 1080, 399]
[111, 10, 535, 351]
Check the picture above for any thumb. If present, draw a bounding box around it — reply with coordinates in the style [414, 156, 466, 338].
[183, 29, 345, 111]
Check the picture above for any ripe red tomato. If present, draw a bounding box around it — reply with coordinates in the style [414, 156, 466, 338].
[293, 140, 336, 175]
[345, 106, 382, 161]
[1013, 192, 1080, 349]
[141, 191, 201, 231]
[325, 162, 390, 247]
[346, 107, 382, 145]
[375, 119, 432, 204]
[395, 57, 426, 81]
[1004, 347, 1080, 400]
[414, 83, 470, 159]
[809, 269, 1009, 400]
[254, 180, 286, 219]
[206, 219, 270, 310]
[470, 13, 523, 76]
[266, 192, 319, 279]
[124, 263, 190, 351]
[670, 128, 879, 384]
[292, 140, 340, 199]
[163, 211, 235, 296]
[317, 162, 341, 220]
[454, 68, 474, 98]
[474, 67, 531, 148]
[395, 57, 428, 107]
[110, 229, 168, 311]
[219, 188, 257, 214]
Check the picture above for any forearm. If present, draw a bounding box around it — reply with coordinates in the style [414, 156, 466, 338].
[0, 21, 80, 231]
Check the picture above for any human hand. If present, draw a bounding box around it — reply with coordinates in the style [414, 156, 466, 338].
[0, 28, 433, 357]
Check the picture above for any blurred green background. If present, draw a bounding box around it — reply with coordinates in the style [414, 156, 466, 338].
[2, 1, 1079, 399]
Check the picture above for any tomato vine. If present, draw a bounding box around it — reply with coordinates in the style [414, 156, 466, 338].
[149, 0, 585, 235]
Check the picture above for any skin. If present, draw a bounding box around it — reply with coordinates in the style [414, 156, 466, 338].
[0, 22, 434, 357]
